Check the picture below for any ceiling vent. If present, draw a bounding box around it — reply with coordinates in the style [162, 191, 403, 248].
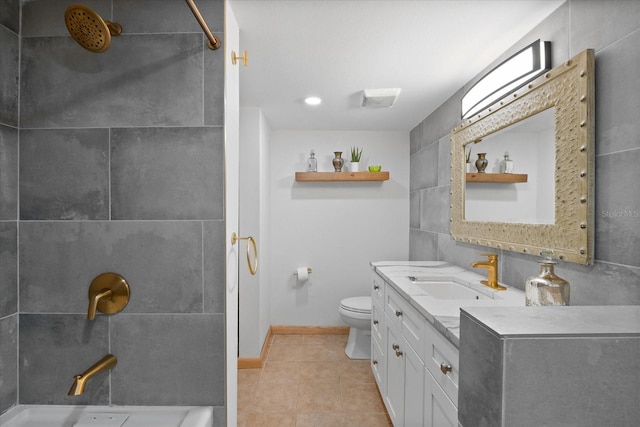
[361, 88, 401, 109]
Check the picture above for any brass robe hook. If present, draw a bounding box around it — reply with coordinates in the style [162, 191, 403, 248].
[232, 50, 248, 66]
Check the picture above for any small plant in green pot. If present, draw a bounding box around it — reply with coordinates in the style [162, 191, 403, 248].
[350, 146, 363, 172]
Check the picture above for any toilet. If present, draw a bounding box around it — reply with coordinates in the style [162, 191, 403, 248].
[338, 296, 372, 359]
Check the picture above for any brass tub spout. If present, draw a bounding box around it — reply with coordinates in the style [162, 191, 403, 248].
[68, 354, 117, 396]
[471, 253, 506, 291]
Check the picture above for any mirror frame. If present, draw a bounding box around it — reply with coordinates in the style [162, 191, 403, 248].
[450, 49, 595, 264]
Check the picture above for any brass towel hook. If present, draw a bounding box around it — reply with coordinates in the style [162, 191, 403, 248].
[232, 50, 248, 66]
[231, 232, 258, 275]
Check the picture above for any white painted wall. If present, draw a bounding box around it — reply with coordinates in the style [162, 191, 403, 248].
[269, 130, 410, 325]
[465, 109, 555, 224]
[239, 107, 271, 357]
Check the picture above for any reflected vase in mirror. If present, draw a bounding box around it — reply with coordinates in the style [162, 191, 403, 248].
[332, 151, 344, 172]
[475, 153, 488, 173]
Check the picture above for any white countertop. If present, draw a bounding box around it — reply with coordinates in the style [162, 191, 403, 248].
[371, 261, 527, 347]
[372, 261, 640, 347]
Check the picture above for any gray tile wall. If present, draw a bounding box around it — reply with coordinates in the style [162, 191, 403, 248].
[0, 0, 19, 413]
[0, 0, 226, 416]
[410, 0, 640, 305]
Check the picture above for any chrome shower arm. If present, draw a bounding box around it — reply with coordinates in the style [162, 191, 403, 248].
[185, 0, 222, 50]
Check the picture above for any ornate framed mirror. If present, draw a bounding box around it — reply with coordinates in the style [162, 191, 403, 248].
[450, 49, 595, 264]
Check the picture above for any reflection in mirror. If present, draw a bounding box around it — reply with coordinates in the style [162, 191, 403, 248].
[450, 49, 595, 265]
[465, 108, 555, 224]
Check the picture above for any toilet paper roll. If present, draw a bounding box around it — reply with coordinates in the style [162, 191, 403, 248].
[296, 267, 309, 282]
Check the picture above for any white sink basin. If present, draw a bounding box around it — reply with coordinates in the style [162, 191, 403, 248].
[408, 277, 491, 300]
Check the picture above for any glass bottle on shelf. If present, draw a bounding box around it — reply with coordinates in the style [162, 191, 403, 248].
[306, 149, 317, 172]
[500, 151, 514, 173]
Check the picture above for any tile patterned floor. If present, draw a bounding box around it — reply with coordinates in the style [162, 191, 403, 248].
[238, 334, 392, 427]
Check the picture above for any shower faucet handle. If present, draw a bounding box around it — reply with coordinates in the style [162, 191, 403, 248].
[88, 288, 113, 320]
[87, 273, 130, 320]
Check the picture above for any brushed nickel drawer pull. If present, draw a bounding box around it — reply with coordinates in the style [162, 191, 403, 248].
[440, 363, 452, 375]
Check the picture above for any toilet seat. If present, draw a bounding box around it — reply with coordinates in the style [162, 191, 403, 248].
[339, 296, 371, 314]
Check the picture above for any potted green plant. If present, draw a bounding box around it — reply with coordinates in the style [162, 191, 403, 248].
[466, 147, 472, 172]
[350, 146, 363, 172]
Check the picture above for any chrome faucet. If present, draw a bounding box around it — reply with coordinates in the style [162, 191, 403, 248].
[471, 253, 506, 291]
[68, 354, 117, 396]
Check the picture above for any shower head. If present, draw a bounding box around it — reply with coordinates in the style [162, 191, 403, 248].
[64, 4, 122, 53]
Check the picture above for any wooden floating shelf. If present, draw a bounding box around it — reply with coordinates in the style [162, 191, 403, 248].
[466, 173, 528, 183]
[295, 171, 390, 182]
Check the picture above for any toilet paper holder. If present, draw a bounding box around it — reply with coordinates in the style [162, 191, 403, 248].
[293, 268, 312, 276]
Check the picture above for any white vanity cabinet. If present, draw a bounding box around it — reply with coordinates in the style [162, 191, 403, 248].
[371, 270, 460, 427]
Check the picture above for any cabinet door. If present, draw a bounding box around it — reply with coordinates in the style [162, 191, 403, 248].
[403, 338, 425, 427]
[425, 369, 458, 427]
[385, 322, 404, 426]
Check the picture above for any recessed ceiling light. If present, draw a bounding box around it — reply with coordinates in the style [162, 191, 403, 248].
[304, 96, 322, 106]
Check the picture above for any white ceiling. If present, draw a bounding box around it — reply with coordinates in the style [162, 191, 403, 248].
[230, 0, 564, 131]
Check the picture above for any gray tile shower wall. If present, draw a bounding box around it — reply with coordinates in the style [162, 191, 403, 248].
[0, 0, 19, 414]
[0, 223, 17, 317]
[110, 127, 224, 220]
[0, 25, 18, 127]
[19, 314, 110, 405]
[19, 129, 110, 220]
[409, 0, 640, 304]
[0, 0, 226, 414]
[0, 315, 17, 411]
[0, 125, 18, 220]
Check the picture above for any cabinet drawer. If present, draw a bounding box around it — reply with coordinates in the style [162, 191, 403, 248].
[371, 272, 385, 307]
[371, 336, 385, 395]
[385, 285, 426, 358]
[371, 300, 385, 348]
[424, 321, 459, 407]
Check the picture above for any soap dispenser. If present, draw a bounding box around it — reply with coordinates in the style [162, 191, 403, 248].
[525, 250, 570, 306]
[306, 149, 317, 172]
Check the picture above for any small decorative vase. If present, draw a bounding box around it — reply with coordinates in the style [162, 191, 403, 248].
[351, 162, 360, 172]
[475, 153, 488, 173]
[525, 260, 570, 306]
[332, 151, 344, 172]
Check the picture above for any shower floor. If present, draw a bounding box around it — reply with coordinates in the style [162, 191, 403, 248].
[237, 333, 391, 426]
